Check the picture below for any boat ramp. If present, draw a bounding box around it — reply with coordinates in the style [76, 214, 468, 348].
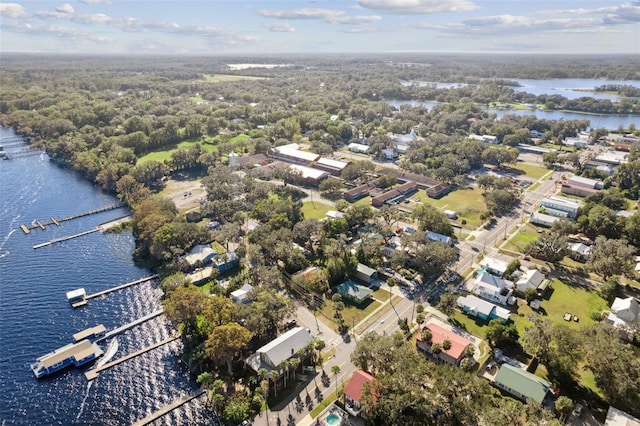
[66, 275, 159, 307]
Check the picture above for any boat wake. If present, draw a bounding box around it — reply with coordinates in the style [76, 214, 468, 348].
[76, 338, 119, 420]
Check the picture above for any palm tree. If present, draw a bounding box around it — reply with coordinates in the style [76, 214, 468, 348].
[387, 278, 396, 305]
[331, 365, 341, 394]
[289, 357, 300, 381]
[269, 370, 279, 397]
[279, 359, 289, 388]
[442, 339, 452, 351]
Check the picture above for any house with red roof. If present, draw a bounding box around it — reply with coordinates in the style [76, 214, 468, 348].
[416, 323, 474, 366]
[343, 370, 375, 417]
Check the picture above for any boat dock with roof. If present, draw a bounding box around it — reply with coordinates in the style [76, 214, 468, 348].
[31, 340, 104, 379]
[66, 275, 159, 307]
[73, 324, 107, 342]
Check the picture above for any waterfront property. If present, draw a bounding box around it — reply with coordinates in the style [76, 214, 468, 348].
[244, 327, 314, 376]
[72, 324, 107, 342]
[66, 288, 87, 308]
[31, 339, 104, 378]
[492, 364, 552, 405]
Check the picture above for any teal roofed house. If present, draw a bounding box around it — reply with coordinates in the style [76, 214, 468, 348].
[336, 280, 373, 304]
[493, 364, 551, 404]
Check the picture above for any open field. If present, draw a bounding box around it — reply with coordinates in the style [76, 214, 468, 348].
[203, 74, 267, 82]
[138, 141, 217, 163]
[301, 201, 333, 220]
[512, 163, 551, 180]
[413, 187, 486, 228]
[504, 224, 539, 253]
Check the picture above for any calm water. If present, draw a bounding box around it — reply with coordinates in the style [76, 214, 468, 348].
[387, 100, 639, 130]
[0, 127, 213, 425]
[511, 78, 639, 100]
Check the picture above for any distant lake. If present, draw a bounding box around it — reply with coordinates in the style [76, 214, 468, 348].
[401, 78, 640, 101]
[386, 99, 639, 130]
[511, 78, 640, 101]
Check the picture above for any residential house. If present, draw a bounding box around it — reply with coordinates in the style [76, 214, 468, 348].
[336, 280, 373, 304]
[605, 406, 640, 426]
[567, 242, 591, 262]
[515, 269, 549, 295]
[230, 284, 254, 304]
[212, 251, 239, 273]
[416, 323, 474, 366]
[325, 210, 345, 220]
[355, 263, 377, 284]
[394, 128, 418, 145]
[472, 271, 514, 306]
[381, 148, 397, 160]
[184, 244, 218, 267]
[426, 230, 453, 246]
[583, 160, 615, 177]
[480, 256, 509, 277]
[529, 212, 560, 227]
[343, 370, 375, 417]
[606, 297, 640, 339]
[348, 143, 370, 154]
[493, 364, 552, 405]
[245, 327, 314, 375]
[457, 294, 511, 323]
[540, 195, 582, 219]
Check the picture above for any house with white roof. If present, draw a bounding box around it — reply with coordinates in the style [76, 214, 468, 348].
[426, 230, 453, 246]
[348, 143, 370, 154]
[472, 271, 514, 305]
[184, 244, 218, 267]
[540, 195, 582, 219]
[394, 128, 418, 145]
[230, 284, 254, 304]
[480, 256, 509, 277]
[457, 294, 511, 323]
[607, 297, 640, 327]
[529, 212, 560, 227]
[515, 269, 549, 294]
[596, 150, 628, 166]
[245, 327, 314, 375]
[568, 242, 591, 262]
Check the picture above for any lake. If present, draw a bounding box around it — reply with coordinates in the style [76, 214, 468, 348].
[0, 126, 214, 425]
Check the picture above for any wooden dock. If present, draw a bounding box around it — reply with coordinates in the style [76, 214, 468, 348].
[33, 228, 101, 249]
[95, 309, 164, 342]
[19, 202, 126, 233]
[85, 275, 159, 300]
[131, 390, 207, 426]
[85, 335, 180, 381]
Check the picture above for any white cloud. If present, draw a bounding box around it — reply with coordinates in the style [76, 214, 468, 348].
[264, 22, 296, 32]
[0, 3, 29, 19]
[55, 3, 74, 14]
[259, 8, 345, 20]
[462, 14, 602, 34]
[80, 0, 112, 4]
[41, 25, 86, 38]
[356, 0, 479, 14]
[258, 7, 381, 25]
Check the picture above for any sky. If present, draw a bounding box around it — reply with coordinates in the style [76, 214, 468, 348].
[0, 0, 639, 55]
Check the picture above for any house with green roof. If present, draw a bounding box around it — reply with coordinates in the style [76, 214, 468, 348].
[336, 280, 373, 304]
[492, 364, 551, 404]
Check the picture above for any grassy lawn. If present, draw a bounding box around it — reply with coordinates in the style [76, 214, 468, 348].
[318, 296, 382, 332]
[412, 187, 486, 229]
[511, 278, 608, 335]
[513, 163, 551, 180]
[203, 74, 267, 82]
[310, 389, 338, 418]
[504, 224, 539, 253]
[529, 182, 541, 191]
[301, 201, 334, 220]
[138, 140, 217, 163]
[353, 196, 372, 207]
[190, 96, 204, 103]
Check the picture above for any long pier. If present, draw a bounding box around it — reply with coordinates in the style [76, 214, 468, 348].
[85, 335, 180, 381]
[33, 228, 100, 249]
[85, 275, 159, 300]
[131, 390, 207, 426]
[95, 309, 164, 343]
[20, 202, 126, 233]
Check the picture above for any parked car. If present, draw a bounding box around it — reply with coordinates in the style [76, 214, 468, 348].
[572, 403, 583, 417]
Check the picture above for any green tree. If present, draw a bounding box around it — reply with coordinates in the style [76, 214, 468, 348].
[555, 396, 573, 422]
[204, 323, 251, 374]
[587, 236, 636, 279]
[331, 364, 341, 394]
[411, 203, 453, 235]
[485, 319, 519, 348]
